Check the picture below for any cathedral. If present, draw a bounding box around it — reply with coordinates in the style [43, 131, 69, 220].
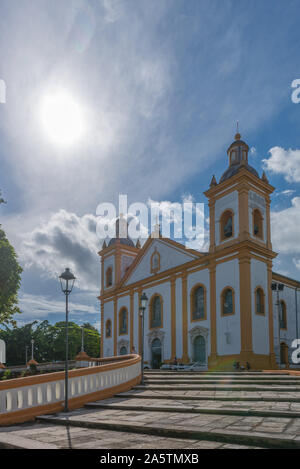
[99, 133, 300, 370]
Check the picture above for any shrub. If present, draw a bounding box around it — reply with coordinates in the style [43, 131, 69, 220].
[1, 369, 12, 380]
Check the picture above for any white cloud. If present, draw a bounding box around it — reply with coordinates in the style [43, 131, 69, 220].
[293, 258, 300, 271]
[274, 189, 296, 197]
[271, 197, 300, 254]
[19, 293, 98, 322]
[263, 147, 300, 183]
[21, 209, 100, 291]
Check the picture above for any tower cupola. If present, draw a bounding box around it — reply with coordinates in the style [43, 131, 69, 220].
[227, 132, 249, 167]
[219, 131, 259, 184]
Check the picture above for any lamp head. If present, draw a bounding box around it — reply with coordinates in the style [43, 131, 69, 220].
[59, 267, 76, 294]
[140, 292, 148, 309]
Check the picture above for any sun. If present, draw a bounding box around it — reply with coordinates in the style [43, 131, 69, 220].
[40, 89, 85, 146]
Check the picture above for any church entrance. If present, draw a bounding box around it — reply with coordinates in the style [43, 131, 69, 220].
[193, 335, 206, 364]
[280, 342, 289, 367]
[151, 338, 162, 369]
[120, 346, 127, 355]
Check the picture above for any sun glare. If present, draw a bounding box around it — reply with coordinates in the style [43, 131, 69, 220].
[40, 90, 85, 146]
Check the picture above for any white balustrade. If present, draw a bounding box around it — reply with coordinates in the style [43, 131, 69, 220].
[0, 357, 141, 421]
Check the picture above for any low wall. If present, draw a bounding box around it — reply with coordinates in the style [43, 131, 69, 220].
[0, 354, 141, 426]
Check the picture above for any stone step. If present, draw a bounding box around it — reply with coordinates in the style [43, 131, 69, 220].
[37, 410, 300, 449]
[1, 422, 260, 449]
[144, 379, 300, 385]
[144, 374, 300, 381]
[144, 371, 292, 376]
[85, 400, 300, 419]
[116, 391, 300, 403]
[134, 384, 300, 392]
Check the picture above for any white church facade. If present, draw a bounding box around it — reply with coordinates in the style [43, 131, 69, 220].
[99, 133, 300, 370]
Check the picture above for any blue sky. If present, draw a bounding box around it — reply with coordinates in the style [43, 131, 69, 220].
[0, 0, 300, 329]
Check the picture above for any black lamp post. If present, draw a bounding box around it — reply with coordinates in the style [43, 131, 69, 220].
[139, 292, 148, 385]
[59, 267, 76, 412]
[271, 282, 284, 366]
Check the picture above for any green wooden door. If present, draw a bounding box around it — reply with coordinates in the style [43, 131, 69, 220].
[151, 338, 162, 369]
[194, 336, 206, 364]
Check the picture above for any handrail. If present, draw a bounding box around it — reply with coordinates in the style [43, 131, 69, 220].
[0, 354, 141, 426]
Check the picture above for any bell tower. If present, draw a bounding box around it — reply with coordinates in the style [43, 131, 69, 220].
[205, 131, 274, 253]
[99, 216, 140, 295]
[205, 131, 278, 370]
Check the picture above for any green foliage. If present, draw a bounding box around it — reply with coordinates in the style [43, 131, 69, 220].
[0, 321, 101, 366]
[0, 191, 23, 326]
[1, 369, 12, 380]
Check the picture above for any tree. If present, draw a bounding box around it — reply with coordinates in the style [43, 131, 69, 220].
[0, 191, 23, 326]
[0, 320, 100, 366]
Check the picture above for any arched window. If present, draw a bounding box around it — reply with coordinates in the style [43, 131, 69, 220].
[280, 301, 287, 330]
[119, 307, 128, 335]
[220, 210, 233, 241]
[253, 209, 263, 239]
[221, 288, 235, 316]
[150, 249, 160, 274]
[150, 295, 163, 328]
[191, 285, 206, 321]
[106, 267, 113, 287]
[105, 319, 112, 338]
[255, 287, 265, 315]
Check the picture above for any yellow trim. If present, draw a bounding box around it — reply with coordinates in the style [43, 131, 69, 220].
[254, 286, 265, 315]
[170, 276, 176, 360]
[209, 199, 216, 253]
[220, 286, 235, 317]
[138, 289, 142, 355]
[118, 306, 128, 336]
[239, 255, 253, 354]
[266, 198, 272, 249]
[238, 186, 249, 241]
[204, 166, 275, 199]
[267, 262, 276, 367]
[101, 256, 104, 293]
[100, 302, 104, 357]
[209, 263, 217, 361]
[113, 298, 117, 356]
[148, 293, 164, 330]
[190, 283, 207, 322]
[130, 290, 134, 353]
[182, 272, 189, 363]
[272, 272, 300, 289]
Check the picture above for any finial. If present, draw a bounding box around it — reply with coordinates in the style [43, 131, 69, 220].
[235, 121, 241, 141]
[262, 171, 269, 183]
[102, 240, 107, 249]
[210, 175, 217, 187]
[136, 239, 141, 249]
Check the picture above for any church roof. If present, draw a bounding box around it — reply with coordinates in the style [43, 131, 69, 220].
[108, 237, 135, 247]
[219, 161, 259, 183]
[106, 217, 135, 248]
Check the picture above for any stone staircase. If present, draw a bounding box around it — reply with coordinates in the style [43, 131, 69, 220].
[3, 371, 300, 449]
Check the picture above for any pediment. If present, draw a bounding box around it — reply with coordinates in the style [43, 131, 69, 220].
[122, 237, 202, 286]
